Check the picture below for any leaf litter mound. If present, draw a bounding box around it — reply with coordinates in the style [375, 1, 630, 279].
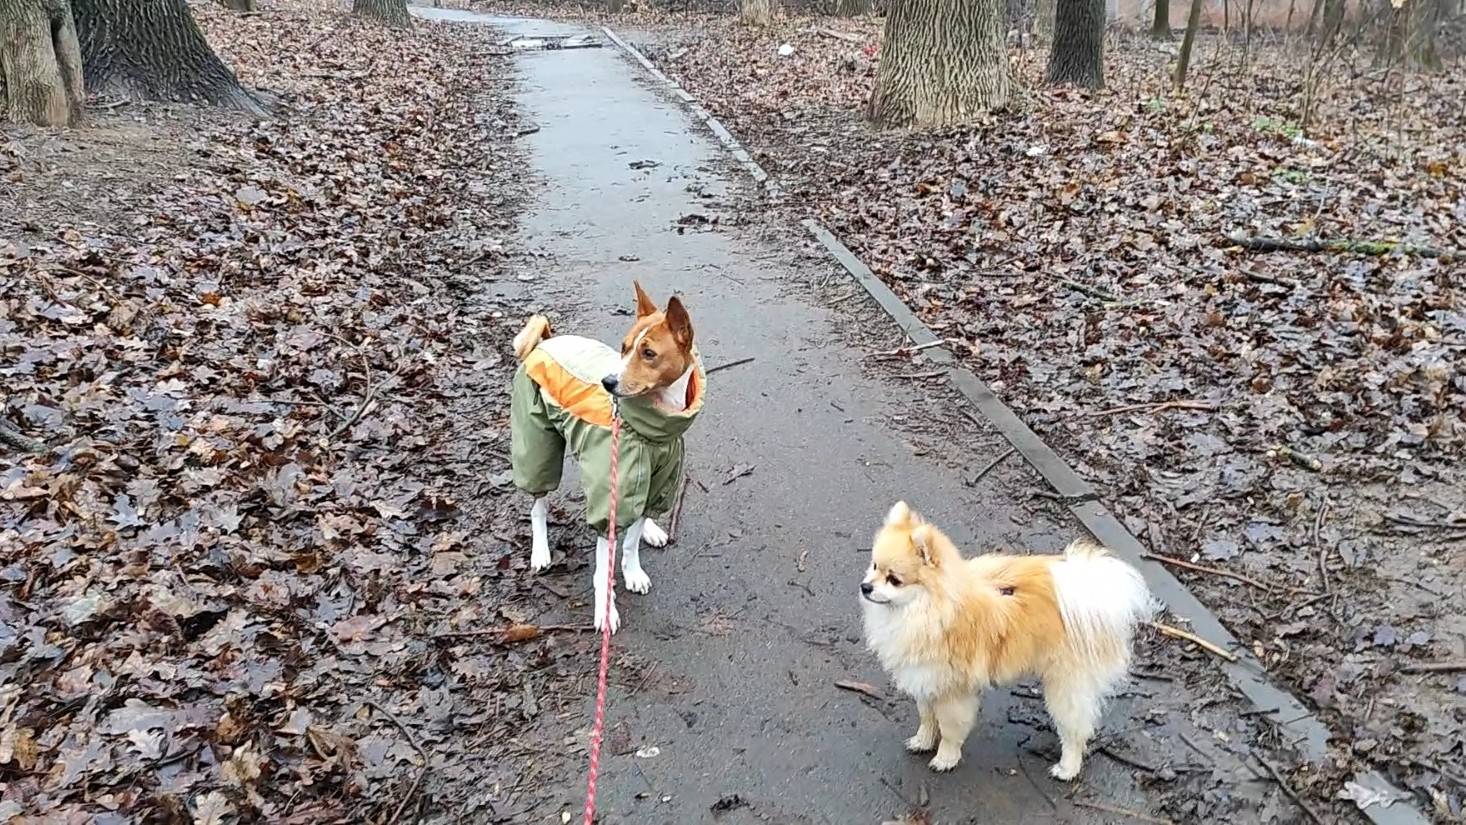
[653, 16, 1465, 822]
[1, 3, 590, 822]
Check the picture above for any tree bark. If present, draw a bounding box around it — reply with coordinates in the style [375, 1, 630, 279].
[1150, 0, 1172, 38]
[868, 0, 1009, 127]
[1173, 0, 1204, 90]
[72, 0, 262, 112]
[216, 0, 258, 10]
[739, 0, 773, 26]
[1035, 0, 1056, 39]
[832, 0, 873, 15]
[1047, 0, 1104, 87]
[353, 0, 408, 27]
[0, 0, 85, 126]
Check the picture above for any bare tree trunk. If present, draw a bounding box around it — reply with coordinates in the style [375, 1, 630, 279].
[72, 0, 262, 112]
[868, 0, 1009, 126]
[0, 0, 85, 126]
[216, 0, 258, 10]
[1320, 0, 1344, 41]
[739, 0, 773, 25]
[1047, 0, 1104, 87]
[353, 0, 408, 26]
[607, 0, 626, 9]
[833, 0, 873, 14]
[1173, 0, 1205, 89]
[1151, 0, 1172, 38]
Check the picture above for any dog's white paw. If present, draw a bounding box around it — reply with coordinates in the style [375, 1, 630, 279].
[530, 543, 552, 571]
[905, 732, 937, 753]
[1048, 761, 1081, 782]
[928, 750, 961, 772]
[623, 564, 652, 594]
[593, 591, 621, 634]
[642, 519, 669, 548]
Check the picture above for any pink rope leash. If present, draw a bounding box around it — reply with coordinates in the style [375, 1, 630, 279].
[582, 412, 621, 825]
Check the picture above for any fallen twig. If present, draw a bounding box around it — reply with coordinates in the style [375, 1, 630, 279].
[363, 701, 428, 825]
[1141, 552, 1307, 595]
[1072, 800, 1173, 825]
[0, 423, 47, 454]
[1314, 497, 1331, 596]
[434, 623, 593, 640]
[705, 356, 755, 376]
[894, 370, 947, 380]
[968, 447, 1016, 486]
[1270, 444, 1322, 472]
[834, 679, 883, 700]
[1249, 748, 1327, 825]
[1400, 660, 1466, 675]
[722, 464, 755, 485]
[1225, 233, 1460, 261]
[667, 470, 690, 544]
[867, 340, 944, 359]
[1088, 399, 1217, 417]
[1383, 513, 1466, 532]
[1059, 279, 1120, 302]
[1148, 621, 1239, 662]
[1097, 745, 1159, 774]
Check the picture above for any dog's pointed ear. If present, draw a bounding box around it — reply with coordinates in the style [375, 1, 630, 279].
[665, 296, 693, 347]
[885, 501, 914, 527]
[634, 281, 659, 318]
[911, 524, 938, 566]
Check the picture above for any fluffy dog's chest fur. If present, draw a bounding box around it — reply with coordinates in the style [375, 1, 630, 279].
[863, 601, 985, 700]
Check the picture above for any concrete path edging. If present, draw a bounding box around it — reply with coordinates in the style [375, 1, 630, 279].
[601, 26, 1428, 825]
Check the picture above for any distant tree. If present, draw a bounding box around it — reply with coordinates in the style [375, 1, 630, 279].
[868, 0, 1008, 126]
[832, 0, 873, 14]
[740, 0, 773, 25]
[0, 0, 85, 126]
[1378, 0, 1445, 69]
[1172, 0, 1205, 90]
[1046, 0, 1104, 87]
[1151, 0, 1172, 38]
[1036, 0, 1056, 38]
[217, 0, 259, 10]
[354, 0, 408, 26]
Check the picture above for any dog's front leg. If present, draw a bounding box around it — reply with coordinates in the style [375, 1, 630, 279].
[621, 518, 651, 594]
[529, 497, 551, 571]
[641, 518, 669, 548]
[593, 535, 621, 633]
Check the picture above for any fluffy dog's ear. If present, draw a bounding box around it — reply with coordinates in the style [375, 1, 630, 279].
[885, 501, 914, 527]
[911, 524, 938, 566]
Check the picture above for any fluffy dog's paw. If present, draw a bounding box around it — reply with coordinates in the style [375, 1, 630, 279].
[928, 750, 961, 772]
[642, 519, 669, 548]
[1048, 761, 1080, 782]
[905, 733, 937, 754]
[623, 564, 651, 594]
[529, 544, 552, 571]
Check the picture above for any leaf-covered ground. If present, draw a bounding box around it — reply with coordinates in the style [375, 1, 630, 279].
[632, 15, 1466, 822]
[0, 3, 588, 822]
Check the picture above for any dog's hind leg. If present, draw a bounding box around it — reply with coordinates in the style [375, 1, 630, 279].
[593, 535, 621, 633]
[621, 518, 651, 594]
[529, 497, 552, 571]
[1042, 671, 1103, 781]
[928, 694, 978, 772]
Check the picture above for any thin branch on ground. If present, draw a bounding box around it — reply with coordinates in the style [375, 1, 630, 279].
[363, 700, 428, 825]
[1249, 748, 1327, 825]
[1225, 233, 1459, 261]
[1149, 621, 1239, 662]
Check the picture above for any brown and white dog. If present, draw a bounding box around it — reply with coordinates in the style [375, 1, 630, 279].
[509, 282, 703, 632]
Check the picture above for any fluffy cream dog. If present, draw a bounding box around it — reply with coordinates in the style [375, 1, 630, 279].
[861, 502, 1153, 779]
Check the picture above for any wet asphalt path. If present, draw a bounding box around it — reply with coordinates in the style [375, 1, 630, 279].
[415, 9, 1275, 824]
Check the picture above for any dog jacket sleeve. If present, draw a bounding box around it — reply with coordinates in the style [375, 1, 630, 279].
[510, 335, 704, 534]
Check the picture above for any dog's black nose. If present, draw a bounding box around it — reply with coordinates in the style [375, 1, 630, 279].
[601, 374, 619, 393]
[860, 582, 874, 596]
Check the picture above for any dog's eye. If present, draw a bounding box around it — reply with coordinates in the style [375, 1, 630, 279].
[641, 348, 656, 360]
[886, 573, 902, 587]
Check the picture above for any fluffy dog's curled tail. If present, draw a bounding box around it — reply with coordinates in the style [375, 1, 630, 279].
[1050, 540, 1155, 673]
[512, 315, 552, 361]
